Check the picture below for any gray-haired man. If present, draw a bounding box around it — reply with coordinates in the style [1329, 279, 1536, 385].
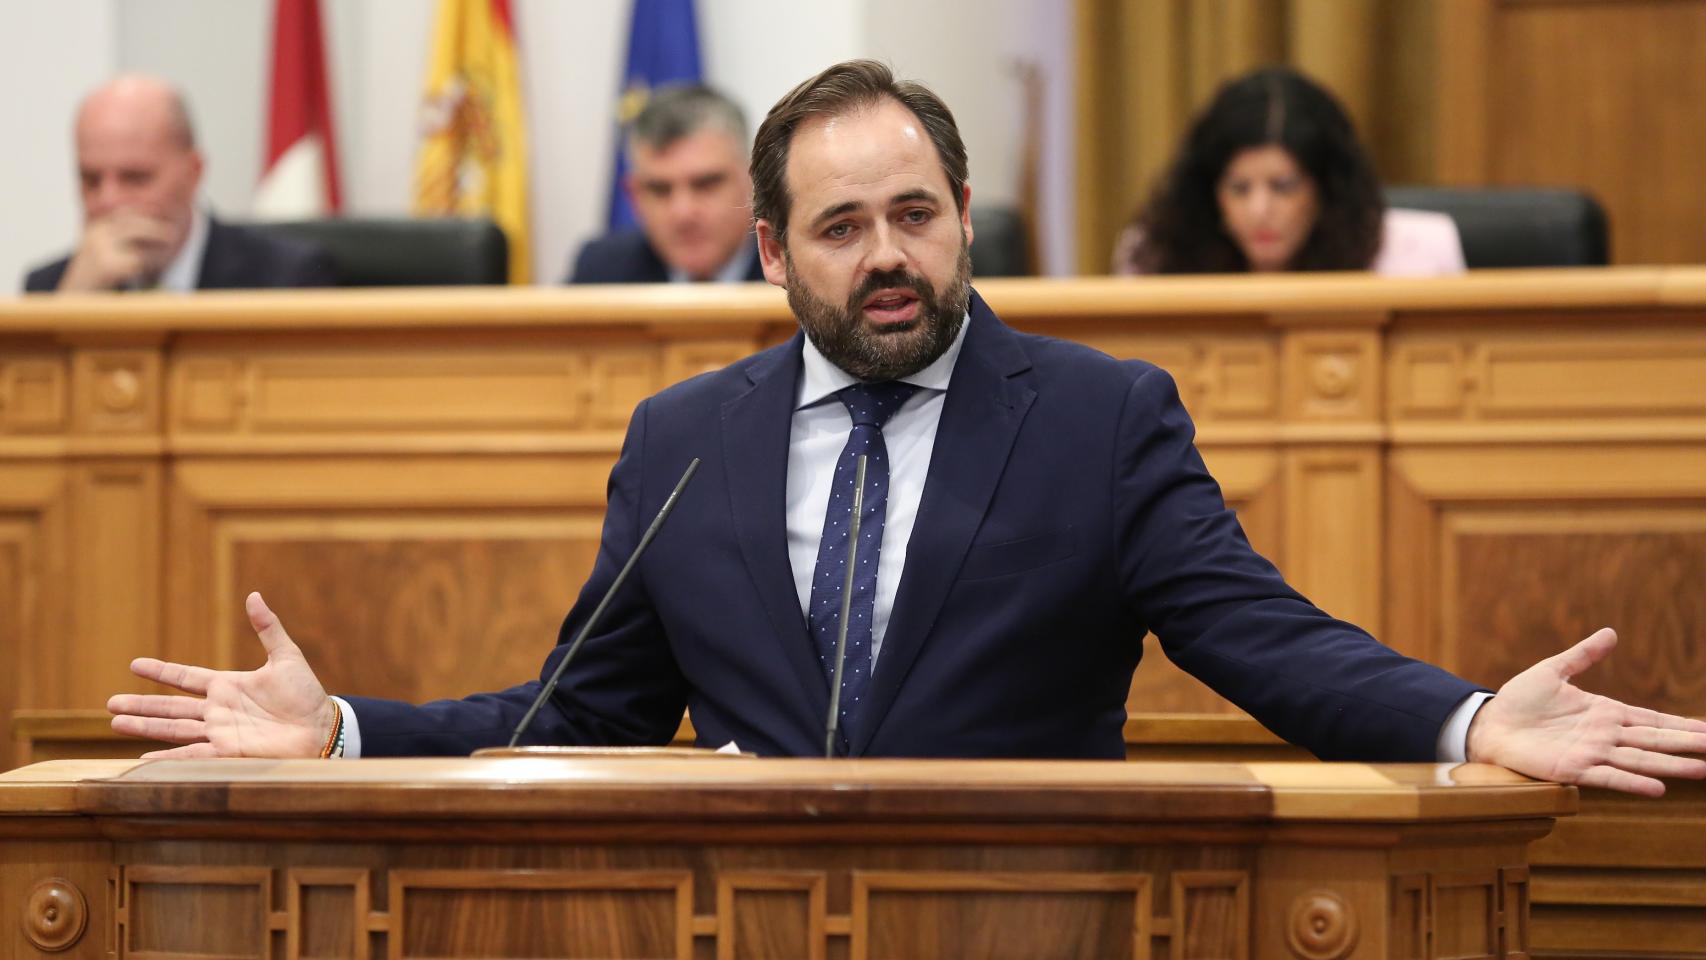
[566, 84, 762, 284]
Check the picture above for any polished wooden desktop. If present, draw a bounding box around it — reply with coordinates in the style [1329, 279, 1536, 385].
[0, 756, 1568, 959]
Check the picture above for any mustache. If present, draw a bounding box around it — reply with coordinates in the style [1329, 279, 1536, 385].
[847, 269, 934, 311]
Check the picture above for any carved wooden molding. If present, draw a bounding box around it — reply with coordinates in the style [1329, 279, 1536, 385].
[1391, 331, 1706, 426]
[1285, 889, 1357, 959]
[92, 864, 1273, 960]
[0, 357, 68, 433]
[22, 877, 87, 952]
[1283, 328, 1381, 422]
[71, 349, 160, 435]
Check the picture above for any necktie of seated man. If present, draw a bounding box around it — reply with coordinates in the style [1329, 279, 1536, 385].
[808, 381, 919, 753]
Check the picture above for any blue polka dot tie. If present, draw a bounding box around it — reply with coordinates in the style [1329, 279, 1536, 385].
[809, 380, 919, 751]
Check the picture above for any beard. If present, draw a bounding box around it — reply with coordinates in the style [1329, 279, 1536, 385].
[784, 240, 972, 382]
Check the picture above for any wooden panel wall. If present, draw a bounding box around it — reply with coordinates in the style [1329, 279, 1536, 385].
[3, 275, 1706, 772]
[1438, 0, 1706, 264]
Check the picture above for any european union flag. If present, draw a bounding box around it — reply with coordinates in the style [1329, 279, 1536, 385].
[607, 0, 702, 231]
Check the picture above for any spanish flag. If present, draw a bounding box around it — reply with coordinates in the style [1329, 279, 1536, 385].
[413, 0, 531, 283]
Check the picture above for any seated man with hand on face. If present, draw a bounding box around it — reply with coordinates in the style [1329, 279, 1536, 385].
[567, 84, 764, 284]
[112, 61, 1706, 802]
[23, 74, 333, 293]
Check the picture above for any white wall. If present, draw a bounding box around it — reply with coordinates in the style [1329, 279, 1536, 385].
[2, 0, 1073, 289]
[0, 4, 118, 287]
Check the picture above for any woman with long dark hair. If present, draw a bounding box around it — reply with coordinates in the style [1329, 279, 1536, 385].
[1116, 67, 1463, 276]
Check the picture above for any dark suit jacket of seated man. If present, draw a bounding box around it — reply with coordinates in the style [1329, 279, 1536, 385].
[566, 228, 765, 285]
[24, 215, 335, 292]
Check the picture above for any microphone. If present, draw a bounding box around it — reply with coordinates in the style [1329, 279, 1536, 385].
[824, 454, 869, 758]
[507, 457, 702, 747]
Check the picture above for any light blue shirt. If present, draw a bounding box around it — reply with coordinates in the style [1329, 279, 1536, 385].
[666, 241, 757, 284]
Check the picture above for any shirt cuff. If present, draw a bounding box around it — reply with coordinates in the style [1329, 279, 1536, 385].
[329, 695, 362, 759]
[1436, 691, 1495, 763]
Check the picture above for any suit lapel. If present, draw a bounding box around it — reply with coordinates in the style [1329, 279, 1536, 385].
[851, 294, 1037, 754]
[719, 336, 829, 711]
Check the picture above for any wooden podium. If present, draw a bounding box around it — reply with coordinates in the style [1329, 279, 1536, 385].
[0, 758, 1569, 959]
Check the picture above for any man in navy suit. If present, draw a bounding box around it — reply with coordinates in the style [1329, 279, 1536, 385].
[22, 74, 333, 293]
[112, 62, 1706, 797]
[565, 85, 764, 285]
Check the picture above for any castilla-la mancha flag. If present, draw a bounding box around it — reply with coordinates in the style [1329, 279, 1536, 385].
[413, 0, 531, 283]
[253, 0, 342, 218]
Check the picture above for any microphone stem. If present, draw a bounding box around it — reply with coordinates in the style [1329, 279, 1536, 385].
[508, 457, 701, 747]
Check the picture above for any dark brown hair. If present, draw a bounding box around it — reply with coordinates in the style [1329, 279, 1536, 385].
[750, 59, 967, 243]
[1128, 67, 1384, 274]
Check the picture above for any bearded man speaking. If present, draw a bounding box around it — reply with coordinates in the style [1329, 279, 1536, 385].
[110, 61, 1706, 798]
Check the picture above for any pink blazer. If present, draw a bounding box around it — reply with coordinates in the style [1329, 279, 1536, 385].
[1372, 208, 1466, 276]
[1112, 208, 1467, 276]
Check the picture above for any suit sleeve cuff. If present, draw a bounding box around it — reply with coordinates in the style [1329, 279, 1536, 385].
[1436, 691, 1495, 763]
[330, 696, 363, 759]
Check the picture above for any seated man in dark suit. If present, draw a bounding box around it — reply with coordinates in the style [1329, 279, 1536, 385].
[23, 74, 333, 293]
[112, 61, 1706, 799]
[566, 84, 764, 284]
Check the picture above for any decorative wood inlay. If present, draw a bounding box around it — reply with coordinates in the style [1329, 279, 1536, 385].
[170, 345, 668, 437]
[1430, 870, 1498, 958]
[178, 358, 246, 428]
[1171, 870, 1250, 960]
[1445, 509, 1706, 713]
[1390, 874, 1428, 959]
[122, 864, 271, 958]
[1284, 889, 1356, 960]
[1282, 449, 1382, 630]
[0, 519, 31, 769]
[67, 463, 162, 708]
[1501, 866, 1530, 956]
[289, 867, 371, 960]
[389, 868, 694, 960]
[716, 871, 826, 960]
[23, 877, 87, 952]
[1025, 331, 1280, 424]
[0, 357, 68, 432]
[72, 349, 160, 434]
[219, 515, 604, 700]
[661, 338, 765, 389]
[850, 871, 1153, 960]
[1392, 330, 1706, 423]
[1284, 329, 1380, 421]
[1391, 342, 1471, 417]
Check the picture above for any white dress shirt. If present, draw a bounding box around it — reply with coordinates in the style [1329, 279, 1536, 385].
[151, 206, 209, 292]
[785, 315, 969, 666]
[336, 309, 1488, 759]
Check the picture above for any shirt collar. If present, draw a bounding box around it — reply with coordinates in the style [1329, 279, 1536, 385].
[157, 206, 209, 293]
[667, 237, 757, 284]
[795, 308, 971, 411]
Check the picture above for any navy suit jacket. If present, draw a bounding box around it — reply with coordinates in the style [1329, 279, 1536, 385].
[349, 292, 1479, 760]
[22, 217, 335, 292]
[566, 229, 765, 284]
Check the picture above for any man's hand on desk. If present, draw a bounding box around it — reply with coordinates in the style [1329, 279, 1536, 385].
[1467, 627, 1706, 797]
[108, 592, 333, 758]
